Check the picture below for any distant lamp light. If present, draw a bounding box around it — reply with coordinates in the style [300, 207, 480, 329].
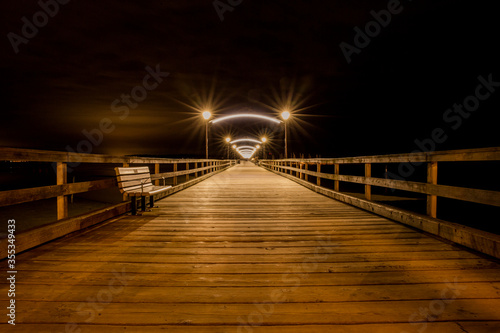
[256, 145, 260, 149]
[261, 137, 267, 143]
[202, 111, 212, 120]
[225, 137, 231, 143]
[281, 111, 291, 120]
[232, 144, 237, 149]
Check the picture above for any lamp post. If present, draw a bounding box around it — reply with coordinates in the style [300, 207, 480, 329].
[232, 144, 237, 160]
[225, 137, 231, 159]
[261, 137, 267, 159]
[281, 111, 290, 158]
[202, 111, 211, 159]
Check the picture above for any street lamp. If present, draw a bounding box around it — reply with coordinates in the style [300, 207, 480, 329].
[225, 137, 231, 159]
[261, 137, 267, 159]
[281, 111, 291, 158]
[232, 144, 237, 160]
[202, 111, 211, 159]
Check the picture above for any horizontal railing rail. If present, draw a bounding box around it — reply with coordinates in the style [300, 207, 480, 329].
[0, 148, 235, 258]
[0, 148, 232, 214]
[260, 147, 500, 258]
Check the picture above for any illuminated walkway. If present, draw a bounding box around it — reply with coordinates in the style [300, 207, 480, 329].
[3, 162, 500, 332]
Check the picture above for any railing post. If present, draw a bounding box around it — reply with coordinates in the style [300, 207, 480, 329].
[317, 162, 321, 186]
[334, 163, 340, 192]
[57, 162, 68, 220]
[365, 163, 372, 200]
[194, 162, 198, 177]
[304, 163, 308, 181]
[427, 162, 438, 218]
[173, 163, 178, 186]
[155, 163, 160, 186]
[186, 162, 190, 181]
[122, 163, 129, 201]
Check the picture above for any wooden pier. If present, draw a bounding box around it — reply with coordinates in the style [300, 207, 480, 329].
[2, 161, 500, 332]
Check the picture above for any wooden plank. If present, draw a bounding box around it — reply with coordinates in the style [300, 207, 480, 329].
[115, 166, 150, 175]
[268, 146, 500, 164]
[427, 161, 438, 218]
[3, 161, 500, 331]
[334, 163, 339, 191]
[8, 300, 500, 325]
[12, 258, 500, 274]
[9, 269, 500, 287]
[1, 322, 490, 333]
[5, 282, 499, 303]
[155, 163, 160, 186]
[317, 162, 321, 186]
[173, 163, 178, 186]
[0, 147, 227, 164]
[365, 163, 371, 200]
[56, 162, 68, 220]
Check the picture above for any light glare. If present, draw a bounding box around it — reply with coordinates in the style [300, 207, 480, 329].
[281, 111, 291, 120]
[202, 111, 212, 120]
[211, 114, 281, 124]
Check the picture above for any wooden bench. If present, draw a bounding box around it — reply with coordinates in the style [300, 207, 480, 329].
[115, 166, 172, 215]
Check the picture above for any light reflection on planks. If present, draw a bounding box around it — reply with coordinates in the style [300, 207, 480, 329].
[1, 162, 500, 332]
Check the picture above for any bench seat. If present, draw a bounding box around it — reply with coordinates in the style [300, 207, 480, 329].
[115, 166, 172, 214]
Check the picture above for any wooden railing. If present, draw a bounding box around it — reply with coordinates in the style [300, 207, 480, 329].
[261, 147, 500, 258]
[0, 148, 234, 257]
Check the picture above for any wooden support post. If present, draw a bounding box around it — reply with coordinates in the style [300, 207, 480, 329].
[155, 163, 160, 186]
[317, 163, 321, 186]
[365, 163, 372, 201]
[427, 162, 438, 218]
[173, 163, 178, 186]
[334, 164, 340, 192]
[186, 163, 190, 181]
[304, 163, 308, 181]
[299, 163, 304, 179]
[194, 162, 198, 177]
[57, 162, 68, 220]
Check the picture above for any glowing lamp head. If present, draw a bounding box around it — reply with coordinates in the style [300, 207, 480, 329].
[281, 111, 291, 120]
[202, 111, 212, 120]
[261, 137, 267, 143]
[232, 144, 237, 149]
[256, 145, 260, 149]
[225, 137, 231, 143]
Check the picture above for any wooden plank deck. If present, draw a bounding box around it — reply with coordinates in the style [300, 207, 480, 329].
[2, 161, 500, 332]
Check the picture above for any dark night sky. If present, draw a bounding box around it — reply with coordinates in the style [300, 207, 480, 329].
[1, 0, 499, 158]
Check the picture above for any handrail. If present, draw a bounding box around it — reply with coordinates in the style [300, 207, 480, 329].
[0, 147, 234, 213]
[0, 148, 236, 259]
[277, 147, 500, 164]
[260, 147, 500, 258]
[260, 147, 500, 216]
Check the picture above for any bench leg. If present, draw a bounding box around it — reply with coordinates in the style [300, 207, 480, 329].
[141, 196, 146, 212]
[131, 197, 137, 215]
[150, 196, 155, 208]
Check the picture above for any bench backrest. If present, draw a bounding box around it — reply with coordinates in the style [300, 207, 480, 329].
[114, 166, 153, 193]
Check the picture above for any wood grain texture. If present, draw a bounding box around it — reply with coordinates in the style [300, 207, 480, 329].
[1, 162, 499, 332]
